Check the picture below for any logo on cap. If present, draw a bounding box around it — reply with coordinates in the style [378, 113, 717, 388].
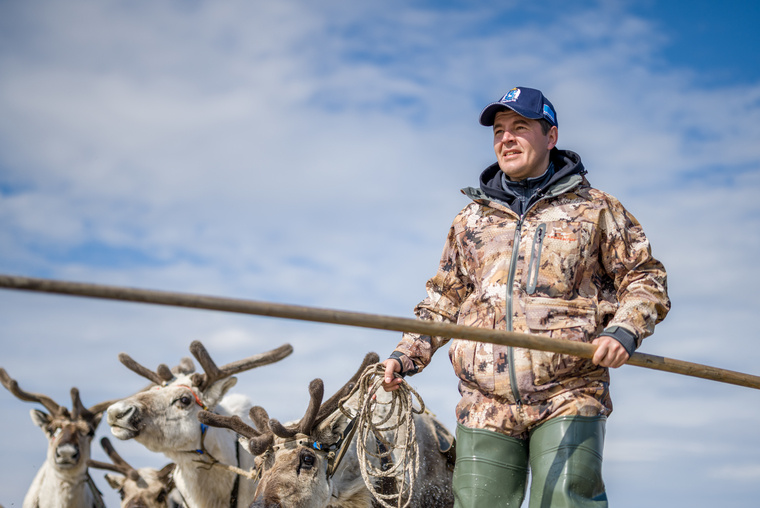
[502, 88, 521, 103]
[543, 104, 556, 124]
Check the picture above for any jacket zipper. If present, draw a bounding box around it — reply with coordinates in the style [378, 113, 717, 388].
[505, 216, 525, 405]
[505, 197, 549, 405]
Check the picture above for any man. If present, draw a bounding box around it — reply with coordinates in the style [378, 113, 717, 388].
[382, 87, 670, 507]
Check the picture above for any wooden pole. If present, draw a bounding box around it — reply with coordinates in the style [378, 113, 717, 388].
[1, 274, 759, 391]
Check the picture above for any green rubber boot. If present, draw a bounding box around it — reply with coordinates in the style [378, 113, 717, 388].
[527, 415, 609, 508]
[453, 423, 530, 508]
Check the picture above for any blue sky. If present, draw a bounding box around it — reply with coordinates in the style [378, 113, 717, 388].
[634, 0, 760, 86]
[1, 1, 759, 506]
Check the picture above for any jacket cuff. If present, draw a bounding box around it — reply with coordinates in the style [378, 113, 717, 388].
[597, 326, 638, 357]
[388, 351, 418, 377]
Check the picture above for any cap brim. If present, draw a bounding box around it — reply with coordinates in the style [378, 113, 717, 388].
[479, 103, 505, 126]
[478, 102, 542, 126]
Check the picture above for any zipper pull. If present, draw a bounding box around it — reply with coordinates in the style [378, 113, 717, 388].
[526, 224, 546, 295]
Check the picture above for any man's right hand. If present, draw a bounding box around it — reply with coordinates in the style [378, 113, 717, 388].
[381, 358, 403, 392]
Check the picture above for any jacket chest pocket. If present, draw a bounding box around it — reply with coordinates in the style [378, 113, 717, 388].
[523, 221, 585, 297]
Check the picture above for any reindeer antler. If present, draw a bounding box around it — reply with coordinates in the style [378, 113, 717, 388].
[247, 406, 276, 455]
[71, 387, 86, 420]
[198, 406, 275, 456]
[71, 387, 121, 422]
[118, 353, 175, 386]
[118, 352, 198, 392]
[0, 367, 64, 416]
[88, 437, 140, 481]
[87, 396, 123, 417]
[101, 437, 133, 470]
[1, 368, 116, 429]
[189, 341, 293, 392]
[198, 412, 260, 439]
[87, 459, 131, 476]
[269, 379, 325, 438]
[248, 406, 271, 433]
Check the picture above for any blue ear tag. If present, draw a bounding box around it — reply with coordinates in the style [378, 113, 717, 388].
[313, 441, 322, 451]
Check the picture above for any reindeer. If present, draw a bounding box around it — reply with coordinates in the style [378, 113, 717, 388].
[0, 367, 118, 508]
[199, 353, 455, 508]
[89, 436, 184, 508]
[106, 340, 292, 508]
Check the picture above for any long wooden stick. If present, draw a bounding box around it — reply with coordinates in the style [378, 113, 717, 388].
[1, 274, 759, 390]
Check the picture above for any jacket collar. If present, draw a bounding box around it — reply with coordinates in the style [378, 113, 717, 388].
[462, 148, 587, 214]
[462, 173, 584, 206]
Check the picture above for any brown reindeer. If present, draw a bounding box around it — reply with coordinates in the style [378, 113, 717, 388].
[106, 340, 293, 508]
[0, 367, 118, 508]
[199, 353, 455, 508]
[89, 437, 184, 508]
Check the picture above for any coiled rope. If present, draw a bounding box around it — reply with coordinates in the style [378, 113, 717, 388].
[339, 363, 425, 508]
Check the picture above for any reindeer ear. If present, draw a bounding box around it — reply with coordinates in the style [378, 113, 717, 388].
[158, 462, 175, 479]
[159, 463, 176, 491]
[202, 376, 237, 409]
[30, 409, 50, 432]
[104, 473, 124, 490]
[91, 413, 104, 431]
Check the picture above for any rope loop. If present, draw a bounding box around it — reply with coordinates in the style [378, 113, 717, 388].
[339, 363, 425, 508]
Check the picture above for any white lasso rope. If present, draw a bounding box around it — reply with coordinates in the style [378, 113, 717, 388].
[339, 363, 425, 508]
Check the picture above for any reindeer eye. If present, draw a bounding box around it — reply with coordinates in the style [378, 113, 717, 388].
[176, 395, 193, 407]
[156, 490, 167, 503]
[298, 449, 316, 472]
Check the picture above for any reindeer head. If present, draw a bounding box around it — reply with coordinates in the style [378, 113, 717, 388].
[198, 352, 379, 508]
[106, 340, 292, 454]
[0, 367, 116, 474]
[89, 437, 176, 508]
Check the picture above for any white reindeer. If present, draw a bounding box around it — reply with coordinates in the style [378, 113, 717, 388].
[106, 340, 292, 508]
[0, 367, 117, 508]
[199, 353, 456, 508]
[89, 436, 185, 508]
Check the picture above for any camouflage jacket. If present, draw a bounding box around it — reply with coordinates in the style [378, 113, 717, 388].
[393, 151, 670, 429]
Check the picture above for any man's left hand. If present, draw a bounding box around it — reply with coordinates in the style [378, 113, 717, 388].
[591, 336, 629, 368]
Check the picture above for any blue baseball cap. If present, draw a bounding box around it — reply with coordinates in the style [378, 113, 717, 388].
[479, 87, 558, 128]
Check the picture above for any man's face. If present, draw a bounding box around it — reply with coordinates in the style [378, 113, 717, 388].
[493, 109, 558, 181]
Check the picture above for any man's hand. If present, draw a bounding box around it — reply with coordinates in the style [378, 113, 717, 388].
[381, 358, 404, 392]
[591, 336, 630, 368]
